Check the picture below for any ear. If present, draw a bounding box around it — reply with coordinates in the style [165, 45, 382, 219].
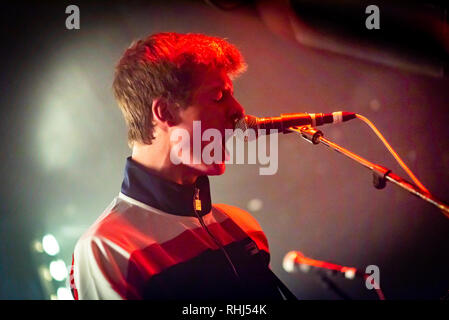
[152, 98, 180, 128]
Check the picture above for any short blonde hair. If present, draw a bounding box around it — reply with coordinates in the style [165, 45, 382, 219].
[112, 32, 247, 147]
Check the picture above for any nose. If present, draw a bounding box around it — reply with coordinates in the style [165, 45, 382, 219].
[227, 96, 245, 129]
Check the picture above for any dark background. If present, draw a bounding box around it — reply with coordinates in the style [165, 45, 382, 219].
[0, 0, 448, 299]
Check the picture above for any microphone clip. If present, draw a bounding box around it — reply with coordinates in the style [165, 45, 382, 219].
[288, 126, 323, 145]
[372, 164, 391, 190]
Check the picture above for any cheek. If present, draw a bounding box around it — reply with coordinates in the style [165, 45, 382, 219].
[200, 105, 227, 126]
[181, 98, 226, 131]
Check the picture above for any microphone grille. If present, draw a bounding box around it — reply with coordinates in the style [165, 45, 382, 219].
[234, 115, 258, 142]
[282, 251, 299, 273]
[235, 115, 258, 131]
[234, 116, 247, 132]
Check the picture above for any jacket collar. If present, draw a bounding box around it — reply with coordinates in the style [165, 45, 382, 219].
[120, 157, 212, 217]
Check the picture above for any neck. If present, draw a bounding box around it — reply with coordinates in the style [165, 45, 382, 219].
[131, 141, 199, 185]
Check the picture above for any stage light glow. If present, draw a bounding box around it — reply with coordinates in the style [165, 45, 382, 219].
[41, 266, 52, 282]
[56, 287, 74, 300]
[247, 198, 263, 212]
[33, 240, 44, 253]
[37, 97, 79, 170]
[35, 60, 96, 171]
[49, 260, 68, 281]
[42, 234, 60, 256]
[369, 99, 381, 112]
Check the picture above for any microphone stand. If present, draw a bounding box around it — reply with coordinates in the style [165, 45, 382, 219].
[314, 270, 353, 300]
[289, 126, 449, 218]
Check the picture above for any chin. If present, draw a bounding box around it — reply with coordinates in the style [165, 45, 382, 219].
[203, 163, 226, 176]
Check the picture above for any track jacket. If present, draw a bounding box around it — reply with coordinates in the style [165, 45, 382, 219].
[71, 157, 285, 300]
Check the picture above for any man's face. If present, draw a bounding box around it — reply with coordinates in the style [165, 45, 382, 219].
[170, 67, 245, 176]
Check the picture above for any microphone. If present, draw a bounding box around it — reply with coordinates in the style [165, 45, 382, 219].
[282, 251, 362, 280]
[235, 112, 356, 136]
[283, 251, 386, 300]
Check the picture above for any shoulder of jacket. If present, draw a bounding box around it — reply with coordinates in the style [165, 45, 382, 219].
[74, 197, 128, 251]
[212, 203, 264, 232]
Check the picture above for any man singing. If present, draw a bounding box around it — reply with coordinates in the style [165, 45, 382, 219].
[70, 32, 294, 300]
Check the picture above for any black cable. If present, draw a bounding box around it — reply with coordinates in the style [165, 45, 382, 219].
[193, 207, 240, 280]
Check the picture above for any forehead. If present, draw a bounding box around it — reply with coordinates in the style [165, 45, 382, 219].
[193, 67, 233, 93]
